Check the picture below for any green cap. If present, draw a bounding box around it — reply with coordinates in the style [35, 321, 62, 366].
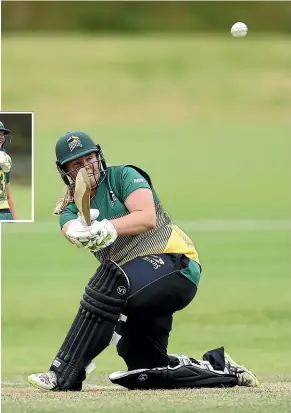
[0, 122, 11, 135]
[56, 131, 98, 166]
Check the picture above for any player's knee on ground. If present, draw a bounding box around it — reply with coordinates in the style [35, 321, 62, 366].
[116, 255, 199, 371]
[109, 351, 238, 389]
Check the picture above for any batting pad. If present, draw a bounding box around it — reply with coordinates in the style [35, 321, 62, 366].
[50, 260, 130, 389]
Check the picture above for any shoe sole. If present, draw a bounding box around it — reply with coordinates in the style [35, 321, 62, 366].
[225, 353, 260, 387]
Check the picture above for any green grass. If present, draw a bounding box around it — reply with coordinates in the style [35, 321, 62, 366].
[2, 228, 291, 412]
[2, 34, 291, 124]
[2, 229, 291, 376]
[2, 34, 291, 412]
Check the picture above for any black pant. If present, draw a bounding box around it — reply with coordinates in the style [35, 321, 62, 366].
[118, 254, 198, 370]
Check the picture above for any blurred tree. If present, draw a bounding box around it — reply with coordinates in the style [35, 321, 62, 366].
[2, 1, 291, 33]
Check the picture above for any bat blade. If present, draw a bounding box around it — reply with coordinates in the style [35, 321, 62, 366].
[74, 168, 91, 225]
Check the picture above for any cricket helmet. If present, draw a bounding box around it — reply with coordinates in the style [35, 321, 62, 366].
[0, 121, 12, 148]
[55, 131, 107, 185]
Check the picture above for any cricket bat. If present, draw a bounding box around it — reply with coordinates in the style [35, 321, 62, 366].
[74, 168, 91, 225]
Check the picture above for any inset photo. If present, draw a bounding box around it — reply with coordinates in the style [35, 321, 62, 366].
[0, 112, 33, 222]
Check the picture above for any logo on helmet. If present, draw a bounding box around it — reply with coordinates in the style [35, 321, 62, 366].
[67, 135, 83, 152]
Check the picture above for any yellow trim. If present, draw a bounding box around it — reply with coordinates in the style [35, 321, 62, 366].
[0, 200, 9, 209]
[164, 225, 200, 263]
[0, 170, 6, 198]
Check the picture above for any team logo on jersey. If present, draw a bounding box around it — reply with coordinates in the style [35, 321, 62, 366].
[109, 190, 117, 207]
[67, 135, 83, 152]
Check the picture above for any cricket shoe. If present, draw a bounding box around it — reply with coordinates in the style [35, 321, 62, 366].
[224, 353, 260, 387]
[28, 370, 58, 391]
[28, 370, 83, 391]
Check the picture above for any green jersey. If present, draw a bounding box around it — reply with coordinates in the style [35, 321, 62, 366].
[60, 165, 200, 267]
[0, 169, 10, 209]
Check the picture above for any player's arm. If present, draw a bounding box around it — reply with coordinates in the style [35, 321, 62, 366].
[110, 188, 156, 236]
[61, 189, 157, 247]
[6, 183, 18, 220]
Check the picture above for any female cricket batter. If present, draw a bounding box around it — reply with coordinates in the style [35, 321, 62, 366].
[0, 122, 17, 221]
[29, 131, 259, 391]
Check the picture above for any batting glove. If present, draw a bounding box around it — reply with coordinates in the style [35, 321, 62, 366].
[85, 219, 118, 252]
[77, 209, 100, 226]
[66, 210, 118, 252]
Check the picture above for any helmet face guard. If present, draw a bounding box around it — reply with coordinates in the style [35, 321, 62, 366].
[57, 149, 107, 188]
[0, 135, 12, 149]
[0, 122, 12, 149]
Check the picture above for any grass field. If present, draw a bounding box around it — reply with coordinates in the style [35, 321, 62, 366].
[2, 34, 291, 412]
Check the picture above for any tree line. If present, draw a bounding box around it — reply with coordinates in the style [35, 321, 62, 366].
[3, 2, 291, 33]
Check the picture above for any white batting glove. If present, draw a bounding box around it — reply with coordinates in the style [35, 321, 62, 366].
[65, 218, 92, 248]
[0, 151, 12, 173]
[65, 209, 100, 248]
[78, 209, 100, 226]
[85, 219, 118, 252]
[66, 209, 117, 252]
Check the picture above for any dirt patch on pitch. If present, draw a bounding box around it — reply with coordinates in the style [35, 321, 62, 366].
[2, 382, 291, 400]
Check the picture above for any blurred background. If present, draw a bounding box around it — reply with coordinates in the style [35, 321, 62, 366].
[3, 2, 291, 34]
[1, 2, 291, 411]
[0, 113, 32, 182]
[0, 112, 32, 219]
